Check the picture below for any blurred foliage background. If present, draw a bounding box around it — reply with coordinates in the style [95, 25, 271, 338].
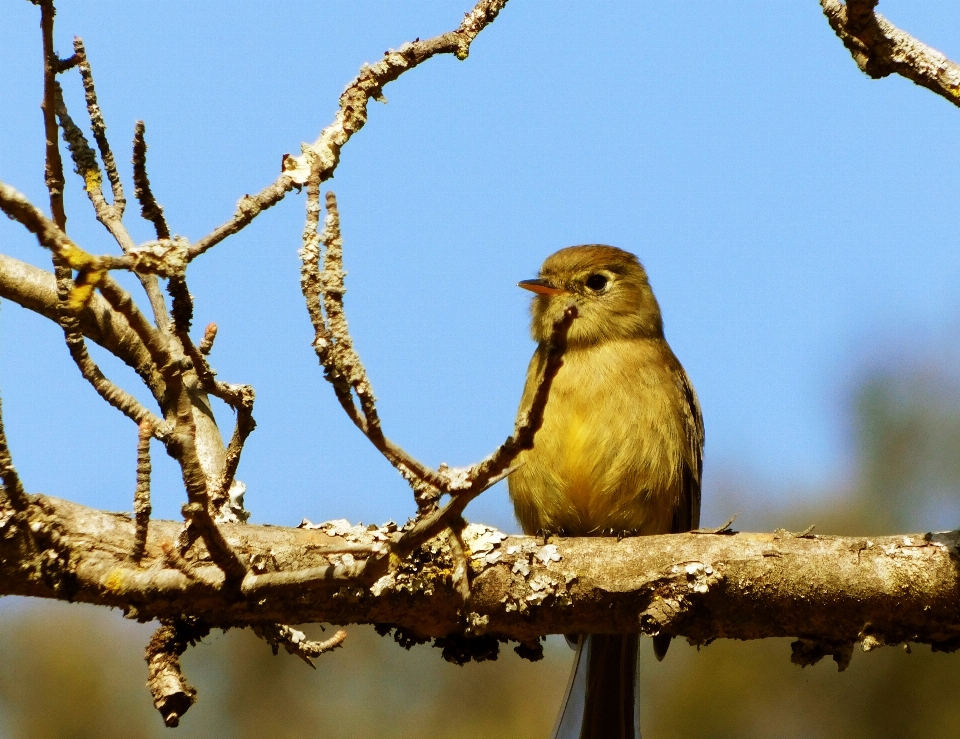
[3, 344, 960, 739]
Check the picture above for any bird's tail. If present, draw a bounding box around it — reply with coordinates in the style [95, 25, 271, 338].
[551, 634, 641, 739]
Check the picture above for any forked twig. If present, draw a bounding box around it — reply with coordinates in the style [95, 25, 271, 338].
[73, 36, 125, 216]
[58, 37, 170, 330]
[300, 188, 575, 584]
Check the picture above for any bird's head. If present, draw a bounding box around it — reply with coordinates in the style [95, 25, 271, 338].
[520, 244, 664, 347]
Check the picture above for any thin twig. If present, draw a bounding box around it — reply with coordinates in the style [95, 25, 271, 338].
[0, 184, 187, 286]
[56, 53, 79, 73]
[35, 0, 68, 232]
[251, 623, 347, 668]
[73, 36, 125, 216]
[0, 176, 168, 433]
[131, 419, 153, 563]
[211, 399, 256, 518]
[186, 0, 511, 262]
[132, 121, 171, 239]
[302, 189, 573, 533]
[53, 53, 170, 330]
[0, 254, 169, 411]
[385, 307, 574, 561]
[390, 464, 519, 563]
[29, 1, 156, 453]
[456, 304, 577, 492]
[300, 191, 447, 502]
[21, 169, 169, 432]
[98, 276, 176, 372]
[63, 328, 165, 429]
[0, 395, 30, 511]
[0, 181, 132, 275]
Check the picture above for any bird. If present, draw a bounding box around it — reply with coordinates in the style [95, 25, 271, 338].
[508, 244, 703, 739]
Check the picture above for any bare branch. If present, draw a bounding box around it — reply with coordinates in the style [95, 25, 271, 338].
[299, 189, 447, 500]
[6, 494, 960, 659]
[132, 121, 171, 239]
[72, 36, 125, 216]
[452, 304, 577, 494]
[36, 0, 68, 231]
[0, 201, 242, 572]
[166, 274, 193, 336]
[174, 320, 256, 521]
[389, 464, 519, 563]
[55, 53, 79, 73]
[302, 190, 572, 539]
[0, 182, 177, 436]
[168, 396, 248, 587]
[211, 394, 255, 522]
[26, 2, 159, 447]
[251, 623, 347, 667]
[186, 355, 256, 522]
[53, 60, 170, 329]
[820, 0, 960, 107]
[0, 181, 131, 275]
[62, 327, 165, 429]
[0, 254, 166, 402]
[131, 419, 153, 563]
[186, 0, 511, 261]
[0, 394, 30, 512]
[97, 276, 175, 373]
[145, 619, 209, 728]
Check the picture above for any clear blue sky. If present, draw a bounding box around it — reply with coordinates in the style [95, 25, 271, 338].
[2, 2, 960, 533]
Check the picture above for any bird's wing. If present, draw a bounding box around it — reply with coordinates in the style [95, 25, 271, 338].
[671, 363, 703, 533]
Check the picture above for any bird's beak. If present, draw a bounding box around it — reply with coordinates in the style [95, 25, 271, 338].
[518, 278, 567, 296]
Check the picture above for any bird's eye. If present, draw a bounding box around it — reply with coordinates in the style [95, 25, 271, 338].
[585, 273, 608, 291]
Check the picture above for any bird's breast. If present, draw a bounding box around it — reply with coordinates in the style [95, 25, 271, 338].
[509, 339, 685, 536]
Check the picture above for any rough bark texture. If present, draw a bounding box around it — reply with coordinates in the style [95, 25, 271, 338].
[821, 0, 960, 108]
[3, 494, 959, 659]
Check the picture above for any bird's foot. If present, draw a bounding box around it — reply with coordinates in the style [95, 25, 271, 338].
[599, 527, 641, 541]
[536, 527, 567, 545]
[691, 514, 738, 535]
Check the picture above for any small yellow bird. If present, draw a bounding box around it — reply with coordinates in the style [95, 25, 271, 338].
[509, 245, 703, 739]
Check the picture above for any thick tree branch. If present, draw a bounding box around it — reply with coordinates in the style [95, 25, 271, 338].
[4, 494, 960, 665]
[821, 0, 960, 107]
